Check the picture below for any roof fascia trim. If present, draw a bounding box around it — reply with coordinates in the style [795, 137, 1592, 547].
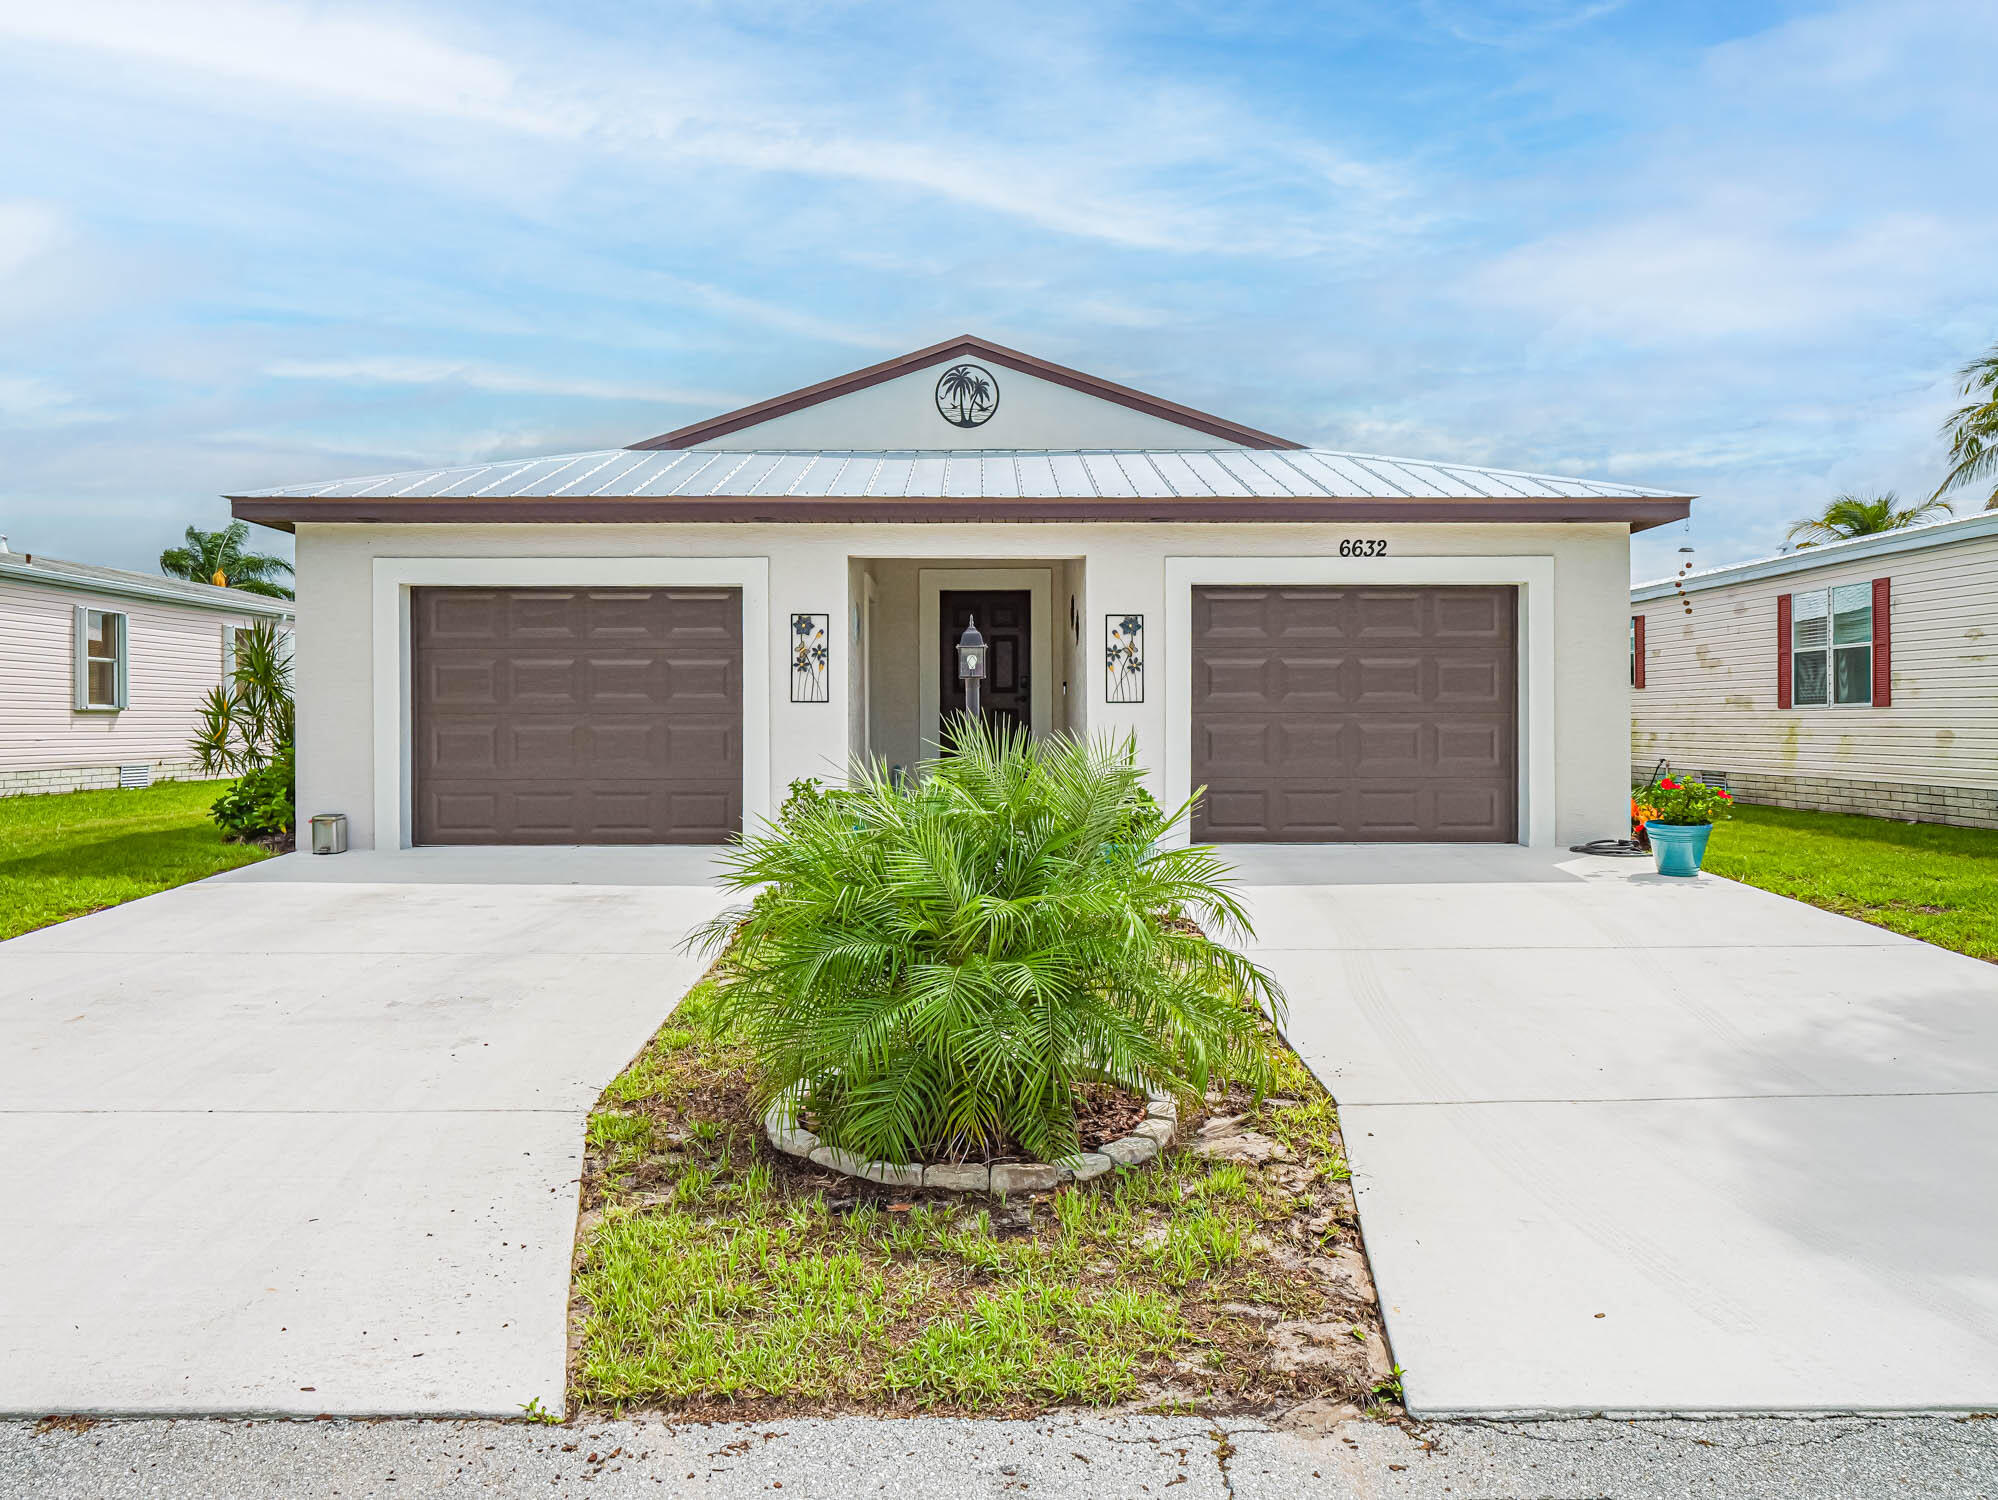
[0, 557, 296, 616]
[1631, 510, 1998, 600]
[627, 336, 1304, 452]
[233, 495, 1690, 529]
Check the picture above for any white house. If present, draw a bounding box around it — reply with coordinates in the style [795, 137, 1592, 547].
[230, 335, 1690, 851]
[0, 541, 296, 797]
[1632, 510, 1998, 829]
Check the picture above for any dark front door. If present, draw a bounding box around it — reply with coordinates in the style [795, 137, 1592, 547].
[411, 586, 743, 845]
[1189, 585, 1517, 843]
[939, 589, 1031, 740]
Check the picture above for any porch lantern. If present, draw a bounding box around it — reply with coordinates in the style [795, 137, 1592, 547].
[956, 616, 988, 717]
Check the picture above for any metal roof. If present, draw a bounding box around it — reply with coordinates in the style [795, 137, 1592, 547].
[0, 550, 296, 617]
[1631, 509, 1998, 602]
[237, 447, 1689, 504]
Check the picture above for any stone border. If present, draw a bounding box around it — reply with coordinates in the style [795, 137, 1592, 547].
[763, 1086, 1178, 1195]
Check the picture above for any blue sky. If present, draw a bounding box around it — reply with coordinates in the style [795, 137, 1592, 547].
[2, 0, 1991, 583]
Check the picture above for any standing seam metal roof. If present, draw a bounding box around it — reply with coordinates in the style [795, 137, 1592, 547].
[236, 448, 1689, 503]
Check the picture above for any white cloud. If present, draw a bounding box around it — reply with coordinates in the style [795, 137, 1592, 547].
[1471, 208, 1964, 344]
[262, 357, 738, 407]
[0, 374, 107, 428]
[0, 201, 68, 281]
[0, 0, 1417, 258]
[0, 0, 579, 135]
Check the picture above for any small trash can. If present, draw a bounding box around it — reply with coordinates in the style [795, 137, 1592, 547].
[309, 813, 348, 855]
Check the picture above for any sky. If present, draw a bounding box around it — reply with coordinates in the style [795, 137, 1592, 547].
[1, 0, 1992, 584]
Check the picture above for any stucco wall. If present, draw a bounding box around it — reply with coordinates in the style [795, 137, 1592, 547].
[688, 360, 1250, 451]
[291, 520, 1632, 849]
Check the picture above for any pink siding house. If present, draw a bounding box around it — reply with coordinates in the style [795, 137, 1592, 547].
[0, 540, 295, 797]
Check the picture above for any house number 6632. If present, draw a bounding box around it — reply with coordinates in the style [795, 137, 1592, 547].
[1338, 538, 1388, 557]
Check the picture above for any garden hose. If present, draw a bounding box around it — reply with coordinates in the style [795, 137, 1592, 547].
[1569, 838, 1651, 858]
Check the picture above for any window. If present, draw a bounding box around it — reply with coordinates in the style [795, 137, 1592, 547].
[1630, 614, 1646, 688]
[1791, 585, 1872, 707]
[75, 607, 128, 710]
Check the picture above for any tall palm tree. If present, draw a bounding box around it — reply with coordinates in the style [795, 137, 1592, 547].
[1784, 491, 1951, 548]
[1934, 341, 1998, 511]
[159, 521, 294, 598]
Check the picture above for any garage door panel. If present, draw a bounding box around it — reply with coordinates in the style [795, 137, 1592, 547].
[423, 591, 507, 642]
[1354, 655, 1423, 703]
[1270, 655, 1347, 708]
[1354, 591, 1424, 638]
[505, 656, 582, 707]
[413, 587, 742, 845]
[1434, 590, 1510, 637]
[1354, 719, 1422, 771]
[1435, 657, 1505, 705]
[1191, 585, 1516, 843]
[508, 593, 584, 639]
[423, 659, 501, 709]
[1435, 721, 1510, 774]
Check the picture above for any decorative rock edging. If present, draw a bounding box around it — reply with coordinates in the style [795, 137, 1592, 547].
[762, 1086, 1179, 1194]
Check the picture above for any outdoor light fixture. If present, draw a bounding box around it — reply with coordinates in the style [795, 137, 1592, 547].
[956, 616, 987, 717]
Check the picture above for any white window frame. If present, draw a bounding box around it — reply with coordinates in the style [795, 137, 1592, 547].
[1791, 585, 1872, 708]
[73, 606, 129, 711]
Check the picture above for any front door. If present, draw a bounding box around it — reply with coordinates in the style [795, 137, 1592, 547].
[939, 589, 1031, 741]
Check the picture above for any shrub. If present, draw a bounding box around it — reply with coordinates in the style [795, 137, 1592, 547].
[696, 718, 1284, 1165]
[192, 618, 296, 842]
[210, 740, 296, 842]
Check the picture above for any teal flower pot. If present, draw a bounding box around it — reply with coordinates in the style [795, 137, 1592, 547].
[1645, 821, 1713, 877]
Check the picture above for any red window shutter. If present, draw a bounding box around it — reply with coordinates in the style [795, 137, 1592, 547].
[1776, 593, 1793, 709]
[1632, 614, 1646, 689]
[1872, 576, 1891, 707]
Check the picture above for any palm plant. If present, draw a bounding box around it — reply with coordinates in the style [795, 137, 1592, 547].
[1784, 490, 1950, 548]
[191, 619, 294, 774]
[695, 720, 1284, 1166]
[1935, 341, 1998, 511]
[160, 521, 295, 599]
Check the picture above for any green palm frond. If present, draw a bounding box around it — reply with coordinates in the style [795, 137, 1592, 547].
[160, 520, 295, 598]
[695, 719, 1284, 1165]
[1784, 490, 1952, 547]
[1934, 343, 1998, 510]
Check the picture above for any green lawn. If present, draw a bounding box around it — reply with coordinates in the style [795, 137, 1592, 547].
[1703, 802, 1998, 962]
[0, 779, 272, 941]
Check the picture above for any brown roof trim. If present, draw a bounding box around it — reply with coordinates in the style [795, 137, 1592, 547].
[627, 335, 1304, 451]
[234, 494, 1690, 532]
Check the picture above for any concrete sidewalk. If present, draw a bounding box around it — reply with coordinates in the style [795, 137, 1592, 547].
[1225, 844, 1998, 1416]
[0, 848, 727, 1418]
[5, 1412, 1994, 1498]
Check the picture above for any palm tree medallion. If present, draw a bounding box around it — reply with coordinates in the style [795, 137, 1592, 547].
[934, 363, 999, 428]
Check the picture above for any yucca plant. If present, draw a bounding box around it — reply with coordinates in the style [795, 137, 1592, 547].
[191, 618, 294, 774]
[694, 719, 1284, 1166]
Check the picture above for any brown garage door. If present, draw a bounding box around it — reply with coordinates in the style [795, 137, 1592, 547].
[1191, 586, 1516, 843]
[412, 587, 742, 845]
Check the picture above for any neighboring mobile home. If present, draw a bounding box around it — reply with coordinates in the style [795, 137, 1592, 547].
[1632, 510, 1998, 829]
[229, 335, 1691, 852]
[0, 541, 296, 797]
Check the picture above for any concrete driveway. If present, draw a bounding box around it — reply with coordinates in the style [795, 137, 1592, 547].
[1228, 844, 1998, 1417]
[0, 848, 725, 1417]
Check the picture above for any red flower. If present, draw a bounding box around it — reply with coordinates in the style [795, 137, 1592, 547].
[1659, 778, 1678, 790]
